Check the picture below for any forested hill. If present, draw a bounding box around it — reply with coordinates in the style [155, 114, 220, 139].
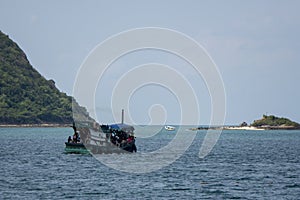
[0, 31, 91, 125]
[251, 115, 300, 129]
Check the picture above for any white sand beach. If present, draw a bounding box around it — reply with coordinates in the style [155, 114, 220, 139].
[222, 126, 265, 131]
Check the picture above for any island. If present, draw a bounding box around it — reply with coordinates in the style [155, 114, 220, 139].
[190, 115, 300, 131]
[250, 114, 300, 130]
[0, 30, 92, 126]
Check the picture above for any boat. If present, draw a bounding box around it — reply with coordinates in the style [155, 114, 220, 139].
[164, 125, 175, 131]
[65, 110, 137, 154]
[65, 123, 137, 154]
[64, 142, 90, 154]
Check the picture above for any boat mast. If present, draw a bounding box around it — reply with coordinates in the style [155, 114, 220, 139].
[121, 109, 124, 124]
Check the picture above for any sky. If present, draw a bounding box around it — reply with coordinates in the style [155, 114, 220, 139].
[0, 0, 299, 125]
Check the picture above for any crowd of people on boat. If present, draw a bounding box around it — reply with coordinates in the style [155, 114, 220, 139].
[67, 122, 135, 145]
[66, 122, 137, 152]
[109, 129, 135, 148]
[67, 130, 80, 143]
[67, 122, 82, 143]
[67, 125, 93, 144]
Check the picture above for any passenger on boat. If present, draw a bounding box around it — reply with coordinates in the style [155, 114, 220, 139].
[72, 134, 77, 143]
[68, 136, 72, 143]
[77, 134, 81, 143]
[127, 135, 135, 143]
[127, 136, 133, 143]
[73, 131, 79, 143]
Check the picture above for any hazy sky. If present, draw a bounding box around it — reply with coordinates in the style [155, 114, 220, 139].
[1, 0, 299, 125]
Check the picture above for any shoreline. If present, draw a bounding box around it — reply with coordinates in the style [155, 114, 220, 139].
[190, 126, 300, 131]
[222, 126, 265, 131]
[0, 124, 70, 128]
[188, 126, 264, 131]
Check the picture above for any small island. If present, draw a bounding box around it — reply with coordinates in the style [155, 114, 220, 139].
[190, 114, 300, 131]
[224, 115, 300, 130]
[250, 114, 300, 130]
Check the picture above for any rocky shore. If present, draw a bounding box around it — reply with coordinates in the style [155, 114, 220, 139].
[0, 124, 70, 128]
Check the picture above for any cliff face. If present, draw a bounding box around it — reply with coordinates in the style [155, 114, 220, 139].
[0, 31, 90, 124]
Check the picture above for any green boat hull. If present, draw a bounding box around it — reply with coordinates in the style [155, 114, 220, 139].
[65, 142, 137, 154]
[64, 142, 90, 154]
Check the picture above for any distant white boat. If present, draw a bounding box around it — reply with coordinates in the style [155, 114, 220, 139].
[164, 125, 175, 131]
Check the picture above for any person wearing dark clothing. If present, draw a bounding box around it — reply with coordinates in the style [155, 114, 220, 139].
[68, 136, 72, 143]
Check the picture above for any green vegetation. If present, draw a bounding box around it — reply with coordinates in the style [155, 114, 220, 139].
[0, 31, 91, 125]
[251, 114, 300, 128]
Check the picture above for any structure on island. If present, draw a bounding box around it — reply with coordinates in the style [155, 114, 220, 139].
[240, 122, 248, 127]
[65, 109, 137, 154]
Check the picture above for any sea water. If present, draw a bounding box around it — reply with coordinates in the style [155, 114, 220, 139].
[0, 127, 299, 199]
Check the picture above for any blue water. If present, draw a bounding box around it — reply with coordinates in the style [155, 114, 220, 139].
[0, 127, 299, 199]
